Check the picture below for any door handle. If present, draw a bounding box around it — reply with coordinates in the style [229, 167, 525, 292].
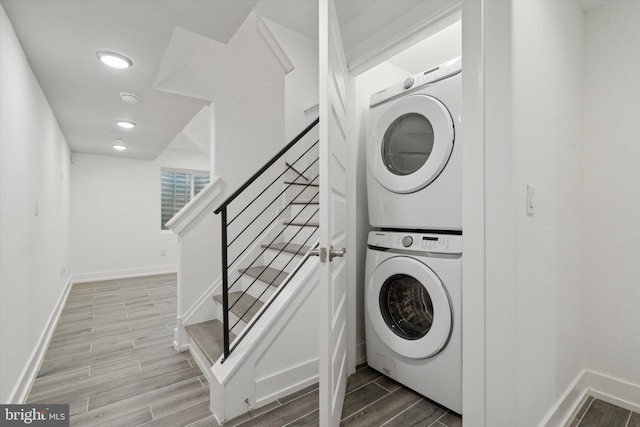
[309, 246, 345, 262]
[309, 247, 327, 262]
[329, 245, 346, 262]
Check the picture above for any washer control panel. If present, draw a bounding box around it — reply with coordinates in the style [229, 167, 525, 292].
[368, 231, 462, 254]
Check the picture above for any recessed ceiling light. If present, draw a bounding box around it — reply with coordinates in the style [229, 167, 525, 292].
[116, 120, 136, 129]
[112, 139, 128, 151]
[119, 92, 139, 104]
[96, 51, 133, 69]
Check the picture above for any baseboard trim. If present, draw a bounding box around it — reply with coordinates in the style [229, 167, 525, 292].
[539, 369, 640, 427]
[8, 277, 73, 403]
[255, 358, 319, 406]
[585, 370, 640, 413]
[72, 265, 177, 284]
[355, 342, 367, 368]
[539, 370, 588, 427]
[182, 277, 221, 325]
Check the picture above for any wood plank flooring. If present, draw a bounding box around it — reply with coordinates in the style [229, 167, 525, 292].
[29, 273, 635, 427]
[27, 273, 213, 426]
[203, 365, 463, 427]
[570, 396, 640, 427]
[28, 273, 464, 427]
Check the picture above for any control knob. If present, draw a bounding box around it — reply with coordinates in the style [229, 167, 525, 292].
[401, 236, 413, 247]
[403, 77, 414, 89]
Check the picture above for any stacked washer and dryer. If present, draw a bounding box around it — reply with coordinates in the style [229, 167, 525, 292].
[364, 56, 462, 414]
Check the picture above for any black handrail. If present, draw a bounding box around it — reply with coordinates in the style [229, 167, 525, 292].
[214, 119, 320, 362]
[227, 158, 319, 251]
[214, 118, 319, 215]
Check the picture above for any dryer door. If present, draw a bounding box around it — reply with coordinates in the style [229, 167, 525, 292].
[369, 94, 454, 194]
[367, 256, 452, 359]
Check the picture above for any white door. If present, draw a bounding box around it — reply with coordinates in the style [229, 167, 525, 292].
[318, 0, 349, 425]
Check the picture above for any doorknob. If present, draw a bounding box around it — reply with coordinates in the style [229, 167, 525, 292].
[309, 246, 345, 263]
[309, 247, 327, 262]
[329, 245, 346, 262]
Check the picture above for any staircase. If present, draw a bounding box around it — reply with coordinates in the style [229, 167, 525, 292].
[179, 119, 321, 423]
[186, 185, 318, 368]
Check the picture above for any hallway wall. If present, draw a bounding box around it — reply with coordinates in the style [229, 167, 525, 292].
[0, 4, 71, 402]
[478, 1, 586, 425]
[583, 0, 640, 395]
[511, 2, 585, 424]
[70, 148, 208, 281]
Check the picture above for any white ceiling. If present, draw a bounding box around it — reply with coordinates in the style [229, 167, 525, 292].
[0, 0, 414, 161]
[3, 0, 600, 161]
[0, 0, 258, 160]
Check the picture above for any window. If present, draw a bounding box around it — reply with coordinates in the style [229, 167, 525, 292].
[382, 113, 434, 176]
[161, 169, 210, 230]
[379, 274, 433, 340]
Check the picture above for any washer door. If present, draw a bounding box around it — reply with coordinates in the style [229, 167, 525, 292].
[369, 94, 454, 194]
[367, 256, 452, 359]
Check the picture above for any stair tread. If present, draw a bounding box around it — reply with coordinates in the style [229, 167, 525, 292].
[290, 199, 319, 205]
[284, 220, 319, 227]
[238, 265, 289, 287]
[284, 181, 319, 187]
[261, 242, 311, 255]
[213, 292, 264, 323]
[185, 319, 233, 365]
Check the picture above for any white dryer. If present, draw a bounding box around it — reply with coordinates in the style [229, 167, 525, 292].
[365, 230, 461, 414]
[367, 57, 461, 231]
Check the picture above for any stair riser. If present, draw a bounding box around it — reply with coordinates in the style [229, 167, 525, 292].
[262, 250, 303, 274]
[240, 276, 275, 301]
[215, 302, 248, 336]
[286, 185, 319, 203]
[285, 145, 319, 178]
[284, 225, 318, 245]
[284, 169, 308, 184]
[289, 204, 319, 221]
[187, 335, 213, 377]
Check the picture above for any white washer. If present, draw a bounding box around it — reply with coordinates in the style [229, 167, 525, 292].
[367, 57, 461, 231]
[365, 230, 461, 414]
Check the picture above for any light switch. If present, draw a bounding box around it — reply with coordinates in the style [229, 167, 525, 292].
[527, 185, 535, 216]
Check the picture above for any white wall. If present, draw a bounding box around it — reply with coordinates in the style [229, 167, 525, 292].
[261, 18, 319, 141]
[70, 148, 208, 281]
[477, 1, 586, 425]
[211, 14, 285, 195]
[512, 2, 585, 424]
[0, 4, 71, 402]
[583, 0, 640, 393]
[386, 20, 461, 74]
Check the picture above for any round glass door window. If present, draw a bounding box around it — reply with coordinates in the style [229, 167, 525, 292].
[379, 274, 434, 340]
[382, 113, 434, 176]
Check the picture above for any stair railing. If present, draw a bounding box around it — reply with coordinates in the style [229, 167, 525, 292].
[214, 118, 319, 361]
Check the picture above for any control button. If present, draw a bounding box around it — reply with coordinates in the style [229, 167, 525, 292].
[403, 77, 414, 89]
[402, 236, 413, 247]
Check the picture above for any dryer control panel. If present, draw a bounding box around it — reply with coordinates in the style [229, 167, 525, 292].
[370, 56, 462, 108]
[368, 231, 462, 255]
